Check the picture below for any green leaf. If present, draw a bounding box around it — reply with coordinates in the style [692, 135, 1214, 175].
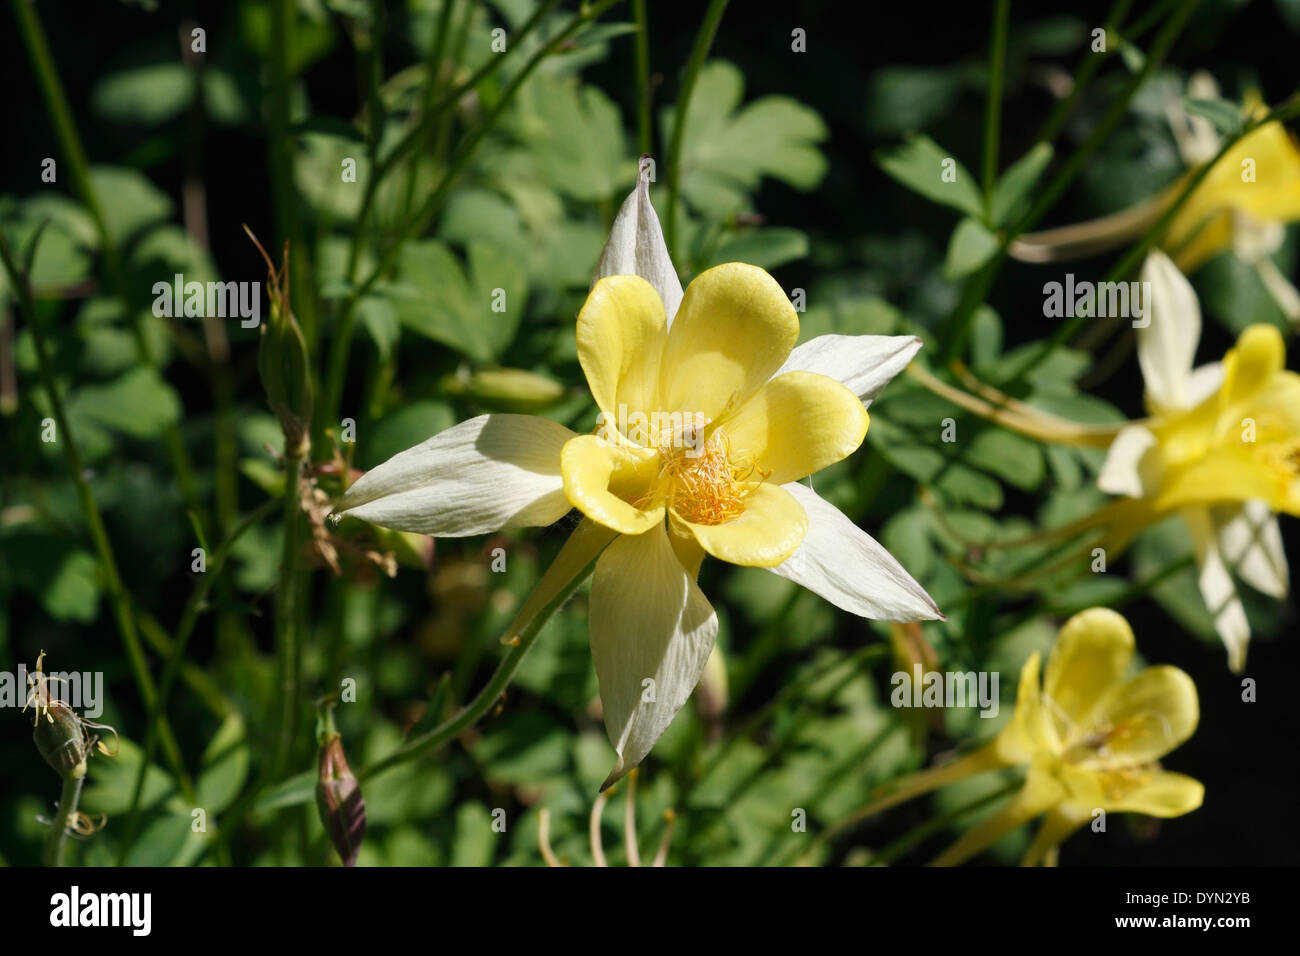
[254, 771, 317, 813]
[1184, 97, 1245, 137]
[357, 294, 400, 360]
[990, 142, 1053, 226]
[965, 429, 1045, 491]
[364, 400, 455, 468]
[196, 714, 250, 815]
[69, 368, 182, 439]
[89, 166, 175, 245]
[450, 802, 496, 867]
[863, 67, 963, 136]
[665, 60, 828, 216]
[80, 737, 176, 817]
[970, 305, 1003, 367]
[943, 217, 1001, 279]
[876, 134, 984, 220]
[42, 550, 101, 623]
[384, 240, 527, 362]
[710, 227, 809, 270]
[92, 64, 195, 125]
[123, 814, 196, 866]
[515, 77, 625, 202]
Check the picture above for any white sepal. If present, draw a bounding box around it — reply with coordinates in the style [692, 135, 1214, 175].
[333, 414, 574, 536]
[777, 334, 922, 407]
[589, 523, 717, 790]
[593, 156, 684, 325]
[770, 482, 942, 621]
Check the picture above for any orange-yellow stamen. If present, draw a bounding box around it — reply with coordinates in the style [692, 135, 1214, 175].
[637, 427, 768, 525]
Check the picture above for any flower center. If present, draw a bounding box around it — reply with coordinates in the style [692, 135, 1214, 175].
[652, 426, 762, 526]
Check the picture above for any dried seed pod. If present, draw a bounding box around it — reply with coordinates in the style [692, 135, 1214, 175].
[33, 701, 89, 781]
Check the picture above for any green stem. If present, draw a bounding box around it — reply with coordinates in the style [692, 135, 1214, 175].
[0, 232, 194, 800]
[44, 774, 84, 867]
[11, 0, 208, 526]
[872, 778, 1022, 866]
[272, 451, 306, 779]
[941, 0, 1195, 361]
[117, 498, 278, 864]
[982, 0, 1010, 200]
[359, 523, 612, 782]
[345, 0, 561, 286]
[1034, 0, 1134, 144]
[664, 0, 729, 261]
[1005, 94, 1294, 387]
[632, 0, 652, 155]
[323, 0, 621, 433]
[268, 0, 316, 349]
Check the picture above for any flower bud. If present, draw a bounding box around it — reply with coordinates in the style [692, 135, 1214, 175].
[443, 368, 566, 413]
[247, 226, 313, 458]
[317, 728, 366, 867]
[33, 701, 89, 781]
[695, 645, 728, 740]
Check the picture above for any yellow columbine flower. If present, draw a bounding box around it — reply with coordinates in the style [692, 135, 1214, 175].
[335, 159, 940, 787]
[855, 608, 1202, 866]
[1095, 250, 1296, 670]
[1011, 76, 1300, 323]
[911, 250, 1295, 671]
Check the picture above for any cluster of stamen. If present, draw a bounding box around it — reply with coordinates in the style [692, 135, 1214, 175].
[640, 426, 767, 526]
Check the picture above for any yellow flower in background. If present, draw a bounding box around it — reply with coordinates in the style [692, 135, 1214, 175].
[1096, 250, 1296, 670]
[334, 159, 940, 788]
[911, 250, 1295, 671]
[855, 608, 1202, 867]
[1011, 74, 1300, 324]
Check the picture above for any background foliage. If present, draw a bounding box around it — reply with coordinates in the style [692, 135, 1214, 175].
[1, 0, 1297, 866]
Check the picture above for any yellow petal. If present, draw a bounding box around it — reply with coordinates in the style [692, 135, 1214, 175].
[561, 435, 664, 535]
[577, 275, 668, 424]
[930, 767, 1064, 866]
[1221, 324, 1285, 405]
[1166, 123, 1300, 268]
[1156, 452, 1289, 514]
[995, 650, 1052, 763]
[1020, 808, 1085, 867]
[721, 371, 870, 484]
[1095, 665, 1199, 763]
[675, 481, 807, 567]
[1043, 608, 1135, 732]
[658, 263, 799, 422]
[1103, 770, 1205, 818]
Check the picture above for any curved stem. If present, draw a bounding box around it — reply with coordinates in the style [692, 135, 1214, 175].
[663, 0, 729, 261]
[44, 774, 84, 867]
[358, 520, 614, 782]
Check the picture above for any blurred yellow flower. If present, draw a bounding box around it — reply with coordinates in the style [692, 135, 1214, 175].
[912, 251, 1295, 671]
[1094, 252, 1296, 670]
[855, 608, 1202, 866]
[1011, 77, 1300, 323]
